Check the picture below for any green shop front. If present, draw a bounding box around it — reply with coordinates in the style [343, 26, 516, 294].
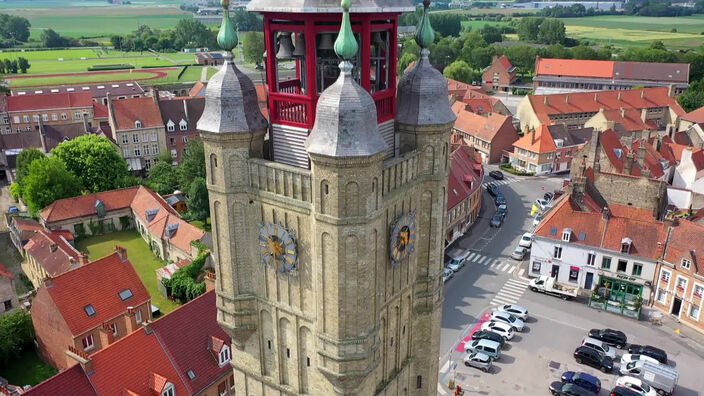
[588, 274, 647, 319]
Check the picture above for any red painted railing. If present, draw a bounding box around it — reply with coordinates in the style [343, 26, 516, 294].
[273, 97, 309, 126]
[279, 79, 302, 95]
[374, 93, 394, 123]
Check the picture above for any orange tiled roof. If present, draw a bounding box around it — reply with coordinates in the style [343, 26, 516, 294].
[536, 58, 614, 79]
[684, 105, 704, 123]
[451, 101, 514, 142]
[447, 146, 481, 210]
[600, 108, 659, 132]
[513, 125, 556, 153]
[535, 196, 606, 247]
[7, 92, 93, 112]
[24, 229, 82, 277]
[41, 186, 140, 223]
[92, 102, 108, 119]
[664, 219, 704, 276]
[44, 250, 150, 335]
[110, 97, 163, 131]
[602, 216, 667, 260]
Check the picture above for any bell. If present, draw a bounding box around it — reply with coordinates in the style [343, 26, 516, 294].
[292, 33, 306, 57]
[318, 33, 334, 50]
[372, 31, 386, 49]
[276, 32, 294, 60]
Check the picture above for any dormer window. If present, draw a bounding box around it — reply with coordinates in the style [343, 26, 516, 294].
[682, 259, 692, 269]
[179, 119, 187, 131]
[167, 120, 175, 132]
[562, 228, 572, 242]
[135, 120, 142, 128]
[162, 383, 175, 396]
[219, 345, 231, 366]
[621, 237, 632, 254]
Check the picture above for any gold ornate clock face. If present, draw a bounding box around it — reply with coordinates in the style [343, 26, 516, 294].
[390, 212, 417, 265]
[258, 222, 297, 273]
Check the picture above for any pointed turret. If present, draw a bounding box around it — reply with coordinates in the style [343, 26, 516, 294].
[305, 0, 386, 158]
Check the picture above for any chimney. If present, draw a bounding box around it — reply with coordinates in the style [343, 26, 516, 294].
[668, 84, 676, 98]
[624, 153, 634, 174]
[99, 323, 115, 346]
[142, 321, 153, 335]
[152, 88, 160, 104]
[640, 108, 648, 123]
[641, 90, 645, 99]
[69, 256, 77, 268]
[65, 345, 93, 374]
[594, 93, 598, 102]
[602, 206, 610, 220]
[620, 107, 626, 118]
[49, 243, 57, 253]
[543, 96, 548, 105]
[82, 115, 91, 134]
[565, 95, 569, 104]
[531, 129, 536, 145]
[115, 245, 127, 262]
[44, 277, 53, 288]
[182, 99, 189, 122]
[618, 92, 622, 101]
[78, 251, 89, 265]
[204, 271, 216, 292]
[124, 307, 139, 333]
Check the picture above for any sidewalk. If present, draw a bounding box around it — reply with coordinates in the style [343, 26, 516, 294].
[651, 309, 704, 359]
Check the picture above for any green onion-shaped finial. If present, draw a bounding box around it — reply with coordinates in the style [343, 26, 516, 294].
[415, 0, 434, 49]
[334, 0, 358, 61]
[217, 0, 238, 53]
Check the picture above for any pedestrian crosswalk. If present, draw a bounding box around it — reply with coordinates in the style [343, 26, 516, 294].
[482, 176, 518, 188]
[467, 251, 517, 274]
[490, 278, 530, 306]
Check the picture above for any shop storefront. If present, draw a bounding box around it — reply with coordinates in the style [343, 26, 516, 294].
[588, 275, 646, 319]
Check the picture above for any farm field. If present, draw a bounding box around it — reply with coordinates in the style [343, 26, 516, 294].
[461, 19, 512, 30]
[0, 48, 194, 74]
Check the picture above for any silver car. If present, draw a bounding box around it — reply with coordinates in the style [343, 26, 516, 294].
[511, 246, 527, 260]
[442, 268, 453, 283]
[463, 352, 493, 373]
[496, 304, 528, 320]
[490, 310, 525, 332]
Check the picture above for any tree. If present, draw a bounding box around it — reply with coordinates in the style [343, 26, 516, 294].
[678, 79, 704, 112]
[517, 17, 543, 42]
[8, 60, 17, 74]
[41, 28, 67, 48]
[173, 19, 215, 49]
[0, 14, 30, 43]
[443, 60, 473, 83]
[501, 45, 539, 76]
[469, 47, 493, 70]
[242, 31, 265, 66]
[429, 13, 463, 37]
[2, 59, 11, 74]
[187, 177, 210, 221]
[179, 139, 206, 190]
[51, 134, 131, 193]
[110, 35, 124, 50]
[231, 10, 263, 31]
[542, 43, 571, 59]
[147, 161, 181, 195]
[571, 45, 598, 60]
[479, 25, 502, 44]
[537, 19, 566, 45]
[398, 52, 418, 74]
[23, 157, 81, 214]
[15, 148, 45, 192]
[0, 310, 34, 365]
[17, 57, 29, 73]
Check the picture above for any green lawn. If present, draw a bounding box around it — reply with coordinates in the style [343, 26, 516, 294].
[76, 230, 180, 315]
[461, 20, 512, 30]
[0, 349, 56, 387]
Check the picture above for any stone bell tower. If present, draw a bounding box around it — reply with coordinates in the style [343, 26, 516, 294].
[199, 0, 454, 394]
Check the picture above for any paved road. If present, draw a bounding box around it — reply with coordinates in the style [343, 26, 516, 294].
[437, 169, 704, 395]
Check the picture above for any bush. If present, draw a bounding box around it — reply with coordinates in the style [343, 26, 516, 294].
[500, 163, 535, 176]
[9, 182, 20, 202]
[0, 310, 35, 365]
[87, 63, 134, 71]
[512, 88, 533, 96]
[161, 251, 210, 303]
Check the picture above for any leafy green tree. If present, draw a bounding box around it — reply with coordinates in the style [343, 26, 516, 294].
[571, 45, 598, 60]
[501, 45, 539, 76]
[0, 310, 35, 365]
[429, 38, 456, 70]
[649, 40, 666, 50]
[51, 134, 130, 193]
[8, 60, 17, 74]
[479, 25, 502, 44]
[517, 17, 543, 42]
[398, 52, 418, 74]
[443, 60, 473, 83]
[17, 57, 29, 73]
[40, 28, 67, 48]
[187, 177, 210, 221]
[0, 14, 31, 42]
[537, 19, 566, 45]
[469, 47, 493, 70]
[179, 139, 206, 190]
[173, 18, 215, 49]
[147, 161, 181, 195]
[2, 59, 11, 74]
[231, 10, 263, 31]
[242, 31, 265, 66]
[15, 148, 45, 192]
[157, 36, 173, 52]
[429, 13, 463, 37]
[110, 35, 124, 50]
[542, 43, 571, 59]
[23, 157, 81, 214]
[678, 79, 704, 112]
[157, 150, 173, 164]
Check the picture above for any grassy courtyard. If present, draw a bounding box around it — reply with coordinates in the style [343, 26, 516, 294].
[0, 349, 56, 387]
[76, 230, 180, 315]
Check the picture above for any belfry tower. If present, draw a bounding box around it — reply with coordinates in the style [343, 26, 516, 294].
[198, 0, 456, 394]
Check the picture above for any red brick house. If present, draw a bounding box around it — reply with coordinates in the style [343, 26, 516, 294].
[7, 92, 95, 133]
[23, 228, 83, 288]
[461, 89, 512, 116]
[31, 246, 151, 369]
[482, 55, 517, 92]
[446, 146, 483, 245]
[25, 291, 234, 396]
[158, 97, 205, 165]
[451, 101, 519, 164]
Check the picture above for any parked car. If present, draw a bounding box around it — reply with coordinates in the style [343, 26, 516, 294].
[544, 191, 555, 202]
[489, 170, 504, 180]
[464, 339, 502, 360]
[495, 304, 528, 320]
[511, 246, 527, 260]
[574, 346, 613, 373]
[471, 330, 506, 348]
[626, 345, 667, 364]
[480, 321, 514, 340]
[490, 213, 504, 228]
[495, 194, 506, 206]
[609, 386, 645, 396]
[490, 310, 525, 332]
[615, 376, 657, 396]
[442, 268, 453, 283]
[620, 354, 659, 368]
[519, 232, 533, 248]
[561, 371, 601, 393]
[486, 183, 499, 197]
[588, 328, 628, 349]
[445, 255, 466, 272]
[496, 204, 507, 217]
[548, 381, 597, 396]
[463, 352, 493, 372]
[8, 206, 19, 214]
[533, 213, 543, 227]
[535, 198, 551, 211]
[582, 337, 617, 359]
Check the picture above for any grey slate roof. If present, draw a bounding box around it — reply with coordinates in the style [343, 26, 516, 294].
[613, 61, 689, 84]
[159, 97, 205, 133]
[547, 124, 593, 147]
[197, 55, 267, 134]
[306, 64, 386, 158]
[396, 49, 456, 126]
[247, 0, 414, 13]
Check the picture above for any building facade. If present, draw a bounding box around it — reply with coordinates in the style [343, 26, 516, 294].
[482, 55, 516, 92]
[510, 125, 556, 174]
[6, 92, 94, 133]
[0, 264, 19, 316]
[159, 97, 205, 165]
[446, 146, 483, 245]
[12, 82, 145, 105]
[451, 101, 519, 164]
[201, 1, 449, 394]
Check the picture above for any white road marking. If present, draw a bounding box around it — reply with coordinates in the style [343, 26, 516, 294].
[472, 254, 481, 263]
[467, 252, 477, 261]
[491, 295, 518, 305]
[490, 260, 500, 268]
[500, 263, 510, 272]
[507, 279, 530, 287]
[496, 288, 524, 298]
[477, 256, 487, 265]
[507, 266, 516, 274]
[518, 268, 525, 277]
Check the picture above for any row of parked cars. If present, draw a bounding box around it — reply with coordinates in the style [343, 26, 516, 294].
[550, 328, 678, 396]
[461, 304, 529, 373]
[443, 250, 472, 283]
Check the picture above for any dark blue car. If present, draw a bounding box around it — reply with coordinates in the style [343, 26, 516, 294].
[495, 194, 506, 206]
[561, 371, 601, 393]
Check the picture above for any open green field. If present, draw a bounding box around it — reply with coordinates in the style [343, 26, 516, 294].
[461, 19, 512, 30]
[0, 49, 194, 74]
[6, 65, 209, 87]
[76, 230, 180, 315]
[0, 0, 182, 9]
